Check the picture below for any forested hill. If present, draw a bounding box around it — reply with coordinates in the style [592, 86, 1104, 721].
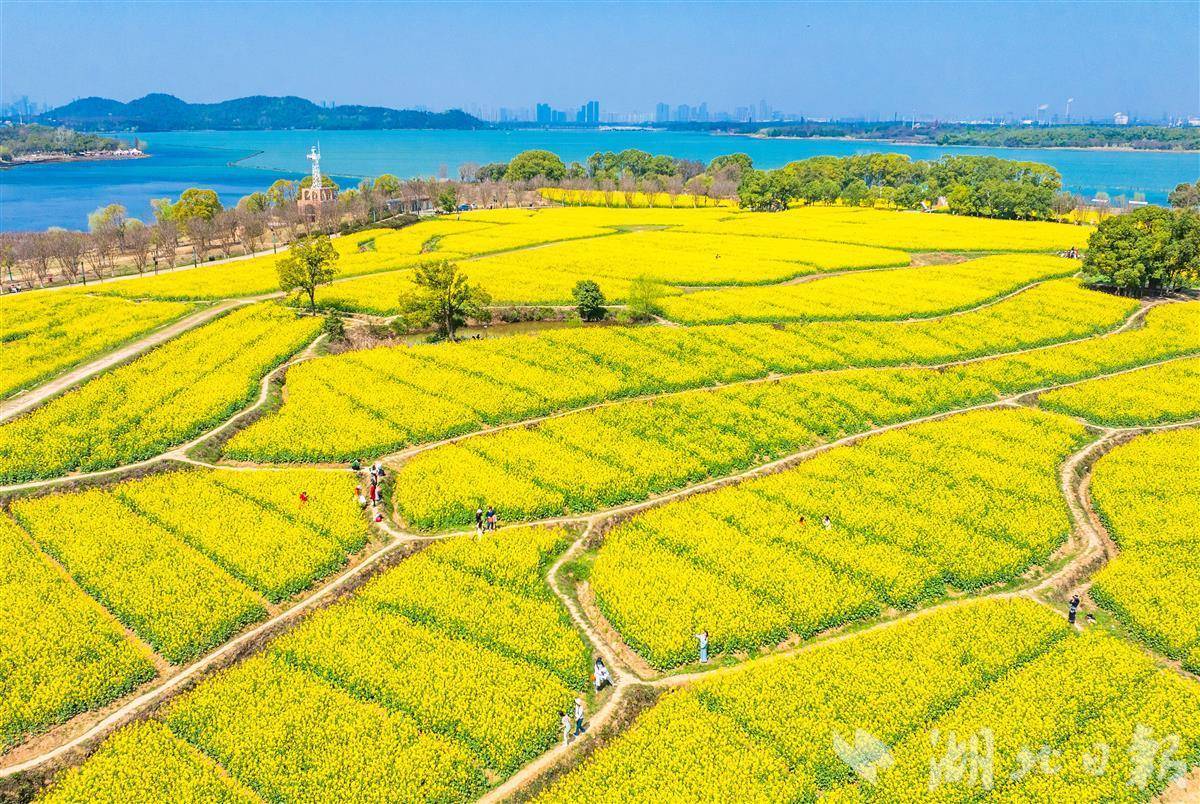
[38, 94, 487, 131]
[755, 121, 1200, 151]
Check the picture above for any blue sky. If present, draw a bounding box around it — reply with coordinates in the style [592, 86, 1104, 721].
[2, 1, 1196, 120]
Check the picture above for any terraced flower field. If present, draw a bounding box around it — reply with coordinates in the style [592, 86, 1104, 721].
[97, 221, 481, 301]
[8, 466, 364, 663]
[5, 202, 1198, 804]
[0, 303, 320, 483]
[225, 279, 1135, 463]
[316, 227, 913, 312]
[0, 291, 193, 399]
[589, 408, 1090, 667]
[392, 300, 1200, 530]
[1039, 354, 1200, 426]
[1090, 428, 1200, 672]
[31, 526, 587, 800]
[658, 253, 1076, 324]
[536, 600, 1200, 802]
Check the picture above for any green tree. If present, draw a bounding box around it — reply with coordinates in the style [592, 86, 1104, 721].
[572, 279, 607, 321]
[396, 260, 492, 339]
[504, 150, 566, 182]
[738, 169, 798, 212]
[87, 203, 128, 236]
[437, 185, 459, 214]
[322, 309, 347, 341]
[625, 274, 666, 321]
[708, 153, 754, 175]
[1169, 180, 1200, 210]
[374, 174, 402, 196]
[276, 234, 341, 311]
[174, 188, 222, 222]
[893, 183, 927, 209]
[841, 179, 870, 206]
[238, 192, 269, 213]
[267, 179, 298, 207]
[1082, 207, 1200, 294]
[475, 162, 508, 182]
[299, 174, 339, 190]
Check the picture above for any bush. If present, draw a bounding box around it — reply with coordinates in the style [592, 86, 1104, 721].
[322, 310, 347, 341]
[572, 280, 607, 321]
[625, 275, 666, 321]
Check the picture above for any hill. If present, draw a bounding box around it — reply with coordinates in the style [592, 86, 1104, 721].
[38, 93, 486, 131]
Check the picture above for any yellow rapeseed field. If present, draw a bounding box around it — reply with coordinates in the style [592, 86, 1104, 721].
[536, 599, 1200, 802]
[658, 253, 1076, 324]
[392, 300, 1200, 531]
[0, 290, 193, 399]
[1039, 355, 1200, 426]
[10, 466, 364, 663]
[590, 408, 1090, 667]
[1090, 428, 1200, 670]
[0, 515, 156, 750]
[0, 303, 320, 482]
[226, 280, 1135, 463]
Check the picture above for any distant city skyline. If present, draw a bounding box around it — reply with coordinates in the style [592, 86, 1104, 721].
[3, 1, 1197, 122]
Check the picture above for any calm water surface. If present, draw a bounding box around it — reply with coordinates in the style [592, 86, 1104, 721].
[2, 129, 1196, 231]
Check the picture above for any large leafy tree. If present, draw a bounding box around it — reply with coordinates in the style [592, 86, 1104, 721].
[1083, 206, 1200, 294]
[504, 149, 566, 182]
[396, 260, 492, 339]
[276, 234, 340, 311]
[1169, 180, 1200, 210]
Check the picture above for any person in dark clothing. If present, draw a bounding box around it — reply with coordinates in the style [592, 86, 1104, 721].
[475, 506, 484, 536]
[1068, 594, 1081, 626]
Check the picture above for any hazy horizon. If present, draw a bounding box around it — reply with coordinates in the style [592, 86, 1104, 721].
[3, 1, 1198, 121]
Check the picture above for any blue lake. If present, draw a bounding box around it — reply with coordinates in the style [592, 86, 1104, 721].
[1, 128, 1196, 231]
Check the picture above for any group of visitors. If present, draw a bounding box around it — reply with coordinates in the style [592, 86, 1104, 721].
[474, 505, 498, 537]
[561, 697, 587, 746]
[350, 458, 386, 523]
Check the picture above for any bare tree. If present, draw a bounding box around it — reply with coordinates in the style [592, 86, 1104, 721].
[238, 209, 266, 254]
[186, 217, 218, 264]
[48, 229, 86, 284]
[124, 220, 153, 275]
[619, 175, 638, 207]
[665, 175, 685, 208]
[19, 233, 54, 286]
[215, 209, 242, 258]
[152, 219, 180, 273]
[458, 162, 479, 183]
[84, 229, 117, 283]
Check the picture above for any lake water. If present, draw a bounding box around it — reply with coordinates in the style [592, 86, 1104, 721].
[1, 128, 1196, 231]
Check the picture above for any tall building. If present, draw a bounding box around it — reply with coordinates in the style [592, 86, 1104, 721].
[536, 103, 552, 124]
[676, 104, 691, 123]
[584, 100, 600, 124]
[758, 99, 772, 121]
[693, 102, 709, 123]
[655, 102, 670, 123]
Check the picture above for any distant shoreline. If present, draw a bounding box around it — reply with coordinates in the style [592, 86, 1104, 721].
[0, 151, 149, 168]
[734, 132, 1200, 154]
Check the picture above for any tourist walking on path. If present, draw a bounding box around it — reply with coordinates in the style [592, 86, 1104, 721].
[475, 506, 484, 537]
[574, 698, 586, 736]
[486, 505, 497, 532]
[1069, 594, 1081, 626]
[594, 657, 612, 691]
[561, 711, 572, 747]
[696, 630, 709, 664]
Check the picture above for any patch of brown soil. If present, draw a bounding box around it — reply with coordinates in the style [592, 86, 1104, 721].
[576, 582, 656, 680]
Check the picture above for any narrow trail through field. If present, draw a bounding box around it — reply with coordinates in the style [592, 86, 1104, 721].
[485, 417, 1200, 801]
[0, 283, 1157, 493]
[0, 300, 249, 424]
[2, 286, 1195, 795]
